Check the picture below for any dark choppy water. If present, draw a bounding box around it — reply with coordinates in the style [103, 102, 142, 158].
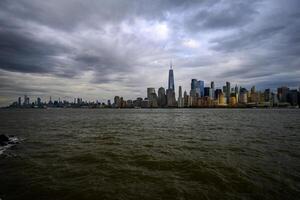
[0, 109, 300, 200]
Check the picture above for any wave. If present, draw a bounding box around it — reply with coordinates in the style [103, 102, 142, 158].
[0, 135, 20, 155]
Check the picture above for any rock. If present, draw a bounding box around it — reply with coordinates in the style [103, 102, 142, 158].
[0, 134, 9, 141]
[0, 134, 9, 145]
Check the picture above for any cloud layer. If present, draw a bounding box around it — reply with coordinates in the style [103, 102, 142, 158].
[0, 0, 300, 105]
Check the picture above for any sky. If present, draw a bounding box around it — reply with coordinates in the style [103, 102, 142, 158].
[0, 0, 300, 106]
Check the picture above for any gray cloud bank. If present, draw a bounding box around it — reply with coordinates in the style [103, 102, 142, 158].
[0, 0, 299, 105]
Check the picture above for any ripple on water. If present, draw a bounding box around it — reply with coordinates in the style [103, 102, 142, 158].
[0, 109, 299, 199]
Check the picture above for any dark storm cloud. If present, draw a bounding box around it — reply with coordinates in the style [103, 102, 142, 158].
[0, 25, 69, 74]
[0, 0, 212, 32]
[211, 26, 286, 52]
[184, 0, 261, 32]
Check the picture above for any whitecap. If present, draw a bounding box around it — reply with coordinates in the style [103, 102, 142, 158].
[0, 136, 19, 155]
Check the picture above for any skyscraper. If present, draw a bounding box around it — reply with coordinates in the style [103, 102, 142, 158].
[191, 79, 198, 91]
[198, 80, 204, 97]
[183, 90, 188, 107]
[178, 86, 184, 108]
[211, 81, 215, 99]
[264, 89, 271, 102]
[167, 62, 176, 107]
[235, 84, 239, 102]
[226, 82, 230, 104]
[178, 86, 182, 98]
[287, 90, 298, 106]
[147, 88, 158, 108]
[166, 89, 176, 107]
[168, 62, 175, 91]
[190, 79, 204, 97]
[18, 97, 21, 107]
[37, 97, 41, 106]
[107, 100, 111, 107]
[277, 86, 289, 102]
[147, 88, 156, 99]
[23, 95, 30, 106]
[239, 88, 248, 104]
[204, 87, 210, 97]
[158, 87, 167, 107]
[114, 96, 120, 108]
[190, 79, 198, 97]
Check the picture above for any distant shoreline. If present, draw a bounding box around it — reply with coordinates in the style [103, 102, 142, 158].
[1, 106, 299, 110]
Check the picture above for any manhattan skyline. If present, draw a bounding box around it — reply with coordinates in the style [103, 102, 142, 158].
[1, 0, 300, 106]
[6, 64, 300, 109]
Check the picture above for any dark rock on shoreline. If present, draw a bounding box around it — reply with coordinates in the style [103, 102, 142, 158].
[0, 134, 9, 145]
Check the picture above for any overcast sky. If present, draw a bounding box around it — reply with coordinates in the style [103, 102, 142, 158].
[0, 0, 300, 105]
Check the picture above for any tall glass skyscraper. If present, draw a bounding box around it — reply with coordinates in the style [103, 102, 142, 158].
[168, 63, 175, 91]
[191, 79, 198, 90]
[190, 79, 204, 97]
[198, 80, 204, 97]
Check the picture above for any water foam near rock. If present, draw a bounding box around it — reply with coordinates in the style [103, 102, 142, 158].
[0, 134, 19, 155]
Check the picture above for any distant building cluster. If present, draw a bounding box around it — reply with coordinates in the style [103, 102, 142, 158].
[111, 64, 300, 108]
[9, 96, 107, 109]
[7, 63, 300, 109]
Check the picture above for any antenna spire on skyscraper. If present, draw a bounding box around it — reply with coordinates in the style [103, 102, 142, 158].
[170, 60, 172, 69]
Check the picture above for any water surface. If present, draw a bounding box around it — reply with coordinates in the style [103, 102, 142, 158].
[0, 109, 299, 199]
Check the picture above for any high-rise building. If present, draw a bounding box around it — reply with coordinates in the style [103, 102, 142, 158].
[107, 100, 111, 107]
[264, 89, 271, 102]
[18, 97, 21, 107]
[223, 86, 227, 94]
[218, 92, 226, 105]
[239, 88, 248, 104]
[250, 86, 258, 103]
[158, 87, 167, 107]
[209, 88, 214, 99]
[166, 89, 176, 107]
[234, 84, 239, 102]
[147, 88, 156, 99]
[141, 98, 149, 108]
[178, 86, 184, 108]
[211, 81, 215, 99]
[37, 97, 41, 106]
[204, 87, 211, 97]
[198, 80, 204, 97]
[277, 86, 289, 102]
[287, 90, 298, 106]
[215, 89, 223, 100]
[114, 96, 120, 108]
[133, 97, 143, 108]
[235, 85, 239, 94]
[166, 62, 176, 107]
[147, 88, 158, 108]
[126, 100, 134, 108]
[191, 79, 198, 91]
[23, 95, 30, 106]
[230, 94, 237, 106]
[178, 86, 182, 98]
[120, 97, 126, 108]
[183, 90, 188, 107]
[251, 86, 256, 94]
[168, 62, 175, 91]
[226, 82, 230, 104]
[190, 79, 204, 97]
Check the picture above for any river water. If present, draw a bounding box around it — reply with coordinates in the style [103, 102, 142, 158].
[0, 109, 299, 200]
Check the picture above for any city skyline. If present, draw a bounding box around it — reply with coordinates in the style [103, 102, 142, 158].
[6, 65, 300, 108]
[1, 0, 300, 106]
